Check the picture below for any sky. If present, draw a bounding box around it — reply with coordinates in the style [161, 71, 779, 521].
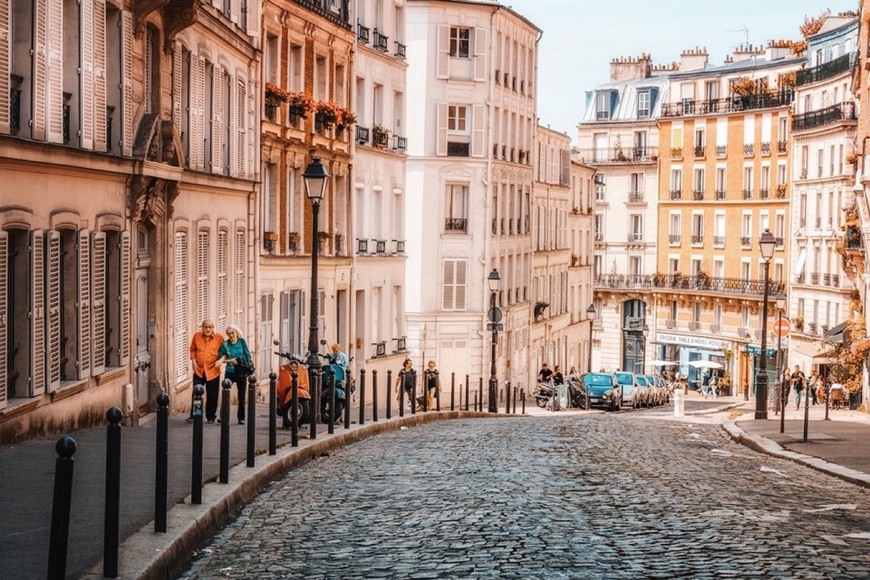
[502, 0, 858, 140]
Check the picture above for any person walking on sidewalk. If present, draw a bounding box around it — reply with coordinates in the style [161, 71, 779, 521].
[424, 360, 441, 410]
[395, 358, 418, 410]
[808, 370, 819, 405]
[218, 324, 254, 425]
[791, 365, 807, 410]
[188, 319, 224, 423]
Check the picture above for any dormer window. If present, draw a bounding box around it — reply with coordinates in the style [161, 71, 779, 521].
[596, 91, 611, 120]
[637, 90, 650, 118]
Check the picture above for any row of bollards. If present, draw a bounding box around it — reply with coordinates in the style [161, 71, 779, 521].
[47, 368, 527, 578]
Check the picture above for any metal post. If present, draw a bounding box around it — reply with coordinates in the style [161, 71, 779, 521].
[47, 436, 76, 580]
[505, 380, 511, 414]
[436, 375, 441, 411]
[307, 198, 322, 441]
[521, 388, 526, 414]
[479, 377, 484, 412]
[465, 374, 470, 411]
[220, 380, 231, 483]
[268, 372, 277, 455]
[488, 289, 498, 413]
[328, 371, 336, 435]
[398, 369, 405, 417]
[246, 375, 256, 467]
[344, 368, 352, 429]
[779, 312, 786, 435]
[411, 369, 417, 415]
[386, 369, 392, 419]
[154, 392, 169, 533]
[104, 409, 122, 578]
[803, 380, 810, 442]
[191, 385, 204, 504]
[755, 258, 771, 420]
[451, 372, 455, 411]
[358, 368, 366, 426]
[825, 382, 830, 420]
[372, 370, 379, 422]
[291, 371, 299, 447]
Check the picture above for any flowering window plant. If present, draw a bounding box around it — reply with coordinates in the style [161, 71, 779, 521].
[265, 83, 290, 106]
[315, 101, 343, 126]
[287, 92, 314, 118]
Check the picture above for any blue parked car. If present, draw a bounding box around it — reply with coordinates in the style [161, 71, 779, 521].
[580, 372, 621, 411]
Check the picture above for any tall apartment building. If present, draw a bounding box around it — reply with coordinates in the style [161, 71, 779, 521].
[405, 0, 539, 394]
[0, 0, 261, 442]
[530, 126, 594, 379]
[656, 44, 800, 394]
[577, 54, 669, 373]
[258, 1, 355, 371]
[350, 0, 411, 375]
[788, 15, 858, 372]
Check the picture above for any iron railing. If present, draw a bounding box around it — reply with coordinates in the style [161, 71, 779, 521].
[792, 102, 855, 132]
[661, 89, 794, 118]
[593, 273, 785, 297]
[445, 218, 467, 233]
[796, 53, 855, 86]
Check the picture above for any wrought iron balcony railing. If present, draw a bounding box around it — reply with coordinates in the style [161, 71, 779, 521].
[715, 190, 726, 200]
[796, 53, 855, 86]
[628, 191, 645, 203]
[357, 23, 370, 44]
[792, 102, 856, 132]
[661, 90, 795, 118]
[693, 190, 705, 201]
[669, 234, 681, 245]
[593, 273, 785, 297]
[713, 236, 724, 246]
[574, 146, 655, 163]
[445, 218, 467, 233]
[670, 190, 682, 200]
[691, 234, 703, 245]
[716, 145, 727, 157]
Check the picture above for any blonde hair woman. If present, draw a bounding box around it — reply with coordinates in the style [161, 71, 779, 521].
[218, 324, 253, 425]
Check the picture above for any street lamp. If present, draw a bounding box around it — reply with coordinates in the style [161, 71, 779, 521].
[304, 157, 329, 437]
[487, 268, 501, 413]
[755, 228, 776, 420]
[774, 292, 787, 433]
[641, 324, 650, 374]
[586, 304, 596, 373]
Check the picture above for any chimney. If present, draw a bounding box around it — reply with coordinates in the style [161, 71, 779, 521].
[679, 46, 708, 72]
[732, 44, 763, 63]
[609, 53, 653, 82]
[765, 39, 792, 61]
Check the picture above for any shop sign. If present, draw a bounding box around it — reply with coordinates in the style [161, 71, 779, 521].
[656, 332, 729, 351]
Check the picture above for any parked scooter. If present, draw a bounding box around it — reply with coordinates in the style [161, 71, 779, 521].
[533, 381, 556, 408]
[566, 378, 589, 410]
[319, 340, 354, 424]
[275, 350, 311, 429]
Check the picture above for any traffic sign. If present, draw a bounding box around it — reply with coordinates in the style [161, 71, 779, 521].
[773, 319, 791, 337]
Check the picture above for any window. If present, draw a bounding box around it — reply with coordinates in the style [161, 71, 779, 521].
[692, 213, 704, 244]
[217, 230, 228, 331]
[442, 259, 467, 311]
[449, 27, 470, 58]
[196, 230, 209, 326]
[596, 92, 611, 120]
[671, 168, 682, 192]
[174, 231, 189, 383]
[637, 91, 650, 118]
[448, 105, 467, 132]
[715, 167, 726, 195]
[669, 214, 681, 237]
[760, 166, 770, 194]
[630, 215, 643, 241]
[693, 168, 705, 194]
[445, 184, 468, 232]
[594, 214, 604, 240]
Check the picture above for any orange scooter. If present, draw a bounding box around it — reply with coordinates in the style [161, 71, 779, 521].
[276, 352, 311, 428]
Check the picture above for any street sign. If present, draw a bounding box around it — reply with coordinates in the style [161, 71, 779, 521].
[773, 319, 791, 337]
[487, 307, 503, 323]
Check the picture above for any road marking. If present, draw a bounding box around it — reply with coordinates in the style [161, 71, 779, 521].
[805, 504, 857, 513]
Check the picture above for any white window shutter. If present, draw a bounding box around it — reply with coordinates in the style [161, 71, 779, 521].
[0, 231, 7, 409]
[77, 230, 92, 379]
[442, 260, 454, 310]
[0, 1, 11, 134]
[33, 0, 48, 139]
[174, 232, 189, 383]
[234, 229, 245, 329]
[192, 55, 205, 170]
[172, 42, 183, 135]
[93, 0, 107, 151]
[80, 0, 95, 149]
[473, 28, 488, 82]
[246, 0, 260, 38]
[436, 102, 448, 157]
[118, 230, 131, 366]
[91, 231, 106, 375]
[230, 0, 240, 25]
[436, 24, 450, 79]
[471, 104, 485, 158]
[211, 67, 224, 173]
[236, 79, 246, 177]
[29, 231, 46, 396]
[46, 0, 63, 143]
[455, 259, 467, 310]
[46, 230, 61, 391]
[121, 11, 134, 156]
[217, 229, 228, 331]
[196, 230, 209, 324]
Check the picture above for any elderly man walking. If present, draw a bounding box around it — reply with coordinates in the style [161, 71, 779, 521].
[188, 319, 224, 423]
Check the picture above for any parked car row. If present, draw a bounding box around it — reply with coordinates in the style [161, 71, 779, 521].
[579, 371, 671, 412]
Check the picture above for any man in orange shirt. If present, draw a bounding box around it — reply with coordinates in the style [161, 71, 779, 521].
[188, 319, 224, 423]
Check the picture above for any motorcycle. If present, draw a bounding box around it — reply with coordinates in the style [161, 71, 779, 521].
[566, 378, 589, 410]
[533, 381, 556, 408]
[275, 351, 311, 429]
[319, 341, 354, 424]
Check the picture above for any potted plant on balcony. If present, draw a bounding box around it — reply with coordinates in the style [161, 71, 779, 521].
[317, 230, 331, 251]
[695, 270, 711, 289]
[288, 231, 300, 251]
[846, 151, 860, 166]
[776, 183, 788, 198]
[315, 101, 342, 131]
[287, 92, 314, 120]
[533, 301, 549, 320]
[264, 83, 289, 121]
[793, 315, 804, 332]
[372, 124, 391, 148]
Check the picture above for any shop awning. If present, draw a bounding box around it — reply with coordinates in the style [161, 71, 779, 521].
[793, 343, 836, 364]
[824, 320, 849, 344]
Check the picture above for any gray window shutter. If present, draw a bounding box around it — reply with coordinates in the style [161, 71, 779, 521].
[118, 230, 131, 366]
[46, 230, 61, 392]
[91, 231, 107, 375]
[30, 231, 46, 396]
[77, 229, 92, 379]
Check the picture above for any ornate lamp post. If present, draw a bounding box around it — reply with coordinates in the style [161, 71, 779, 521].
[303, 157, 329, 437]
[487, 268, 501, 413]
[774, 292, 787, 433]
[586, 304, 596, 373]
[755, 228, 776, 420]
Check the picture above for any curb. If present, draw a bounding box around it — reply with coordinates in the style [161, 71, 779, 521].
[83, 411, 498, 580]
[723, 420, 870, 489]
[685, 402, 742, 416]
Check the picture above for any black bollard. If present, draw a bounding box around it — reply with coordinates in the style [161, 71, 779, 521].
[47, 436, 77, 580]
[451, 372, 455, 411]
[269, 372, 277, 455]
[803, 384, 810, 443]
[344, 370, 351, 430]
[104, 408, 122, 578]
[328, 372, 336, 435]
[465, 374, 470, 411]
[291, 371, 299, 447]
[399, 369, 405, 417]
[411, 371, 417, 415]
[191, 385, 204, 505]
[436, 376, 441, 412]
[220, 379, 231, 483]
[474, 392, 478, 412]
[522, 389, 526, 414]
[358, 369, 366, 426]
[504, 381, 511, 414]
[479, 377, 484, 412]
[309, 366, 319, 441]
[386, 370, 392, 419]
[154, 392, 169, 533]
[246, 375, 256, 467]
[422, 372, 428, 413]
[372, 370, 379, 422]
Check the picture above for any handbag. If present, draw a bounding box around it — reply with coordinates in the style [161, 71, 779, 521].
[235, 354, 255, 377]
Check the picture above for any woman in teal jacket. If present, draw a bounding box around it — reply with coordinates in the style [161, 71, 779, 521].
[218, 324, 253, 424]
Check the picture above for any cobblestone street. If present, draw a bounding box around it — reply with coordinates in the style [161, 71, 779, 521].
[178, 411, 870, 579]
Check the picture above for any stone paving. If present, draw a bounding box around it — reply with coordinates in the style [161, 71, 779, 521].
[177, 410, 870, 579]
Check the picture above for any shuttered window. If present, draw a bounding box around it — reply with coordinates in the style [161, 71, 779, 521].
[118, 231, 131, 365]
[211, 65, 224, 173]
[93, 0, 107, 150]
[91, 231, 106, 375]
[175, 232, 189, 383]
[0, 232, 6, 409]
[30, 231, 46, 396]
[472, 28, 487, 82]
[0, 0, 10, 133]
[233, 230, 245, 329]
[77, 230, 92, 379]
[196, 230, 209, 325]
[217, 230, 228, 332]
[441, 259, 467, 311]
[46, 231, 60, 391]
[81, 0, 95, 148]
[236, 79, 246, 177]
[121, 11, 134, 156]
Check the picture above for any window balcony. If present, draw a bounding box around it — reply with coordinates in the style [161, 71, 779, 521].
[760, 142, 771, 155]
[670, 147, 683, 159]
[372, 29, 389, 52]
[357, 23, 370, 44]
[668, 234, 681, 245]
[627, 232, 644, 242]
[392, 135, 407, 151]
[670, 190, 682, 200]
[760, 188, 770, 200]
[741, 236, 751, 246]
[777, 140, 787, 153]
[823, 273, 831, 286]
[692, 189, 704, 201]
[795, 273, 804, 284]
[810, 272, 820, 284]
[713, 235, 724, 246]
[832, 273, 840, 287]
[356, 125, 370, 145]
[742, 189, 752, 200]
[394, 41, 406, 59]
[628, 191, 645, 203]
[714, 190, 726, 200]
[792, 102, 856, 132]
[691, 234, 703, 245]
[693, 145, 706, 158]
[445, 218, 467, 233]
[796, 52, 855, 86]
[743, 143, 754, 156]
[661, 90, 795, 118]
[716, 145, 727, 158]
